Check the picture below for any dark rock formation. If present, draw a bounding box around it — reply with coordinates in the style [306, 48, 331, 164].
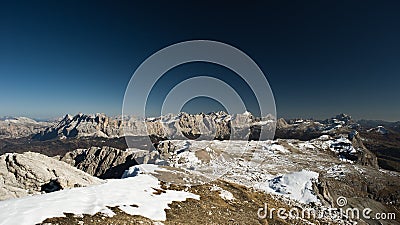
[61, 146, 159, 179]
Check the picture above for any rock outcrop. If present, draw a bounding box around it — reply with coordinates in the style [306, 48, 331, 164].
[276, 118, 288, 128]
[61, 146, 159, 179]
[0, 152, 102, 200]
[348, 131, 379, 168]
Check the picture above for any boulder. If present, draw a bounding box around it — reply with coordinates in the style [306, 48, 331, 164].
[0, 152, 102, 200]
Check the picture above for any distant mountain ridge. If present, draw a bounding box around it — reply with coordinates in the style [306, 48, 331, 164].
[32, 113, 147, 140]
[2, 112, 399, 142]
[358, 119, 400, 133]
[32, 111, 277, 141]
[0, 117, 52, 139]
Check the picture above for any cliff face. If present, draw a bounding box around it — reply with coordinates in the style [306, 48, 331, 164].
[349, 131, 379, 168]
[61, 146, 159, 179]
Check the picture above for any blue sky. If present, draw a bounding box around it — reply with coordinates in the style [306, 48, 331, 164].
[0, 1, 399, 121]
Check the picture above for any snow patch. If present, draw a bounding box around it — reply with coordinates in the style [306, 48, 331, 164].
[298, 142, 315, 150]
[329, 137, 356, 154]
[262, 143, 290, 154]
[210, 185, 235, 201]
[122, 164, 169, 177]
[0, 166, 199, 225]
[255, 170, 319, 204]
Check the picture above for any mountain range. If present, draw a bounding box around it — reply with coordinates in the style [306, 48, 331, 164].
[0, 112, 399, 224]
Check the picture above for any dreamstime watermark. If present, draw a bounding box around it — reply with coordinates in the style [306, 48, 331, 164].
[257, 196, 396, 222]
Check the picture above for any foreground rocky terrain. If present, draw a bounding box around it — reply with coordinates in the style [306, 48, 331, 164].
[0, 112, 399, 224]
[1, 164, 342, 225]
[38, 168, 344, 225]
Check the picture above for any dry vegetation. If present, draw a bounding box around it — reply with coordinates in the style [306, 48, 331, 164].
[40, 180, 334, 225]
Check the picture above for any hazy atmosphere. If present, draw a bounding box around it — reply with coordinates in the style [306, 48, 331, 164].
[1, 1, 399, 121]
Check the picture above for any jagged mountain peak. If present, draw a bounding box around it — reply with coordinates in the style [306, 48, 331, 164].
[33, 111, 276, 141]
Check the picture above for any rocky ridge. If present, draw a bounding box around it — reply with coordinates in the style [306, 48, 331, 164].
[33, 113, 147, 140]
[33, 111, 276, 142]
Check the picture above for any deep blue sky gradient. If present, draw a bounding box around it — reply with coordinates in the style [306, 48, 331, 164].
[0, 1, 399, 120]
